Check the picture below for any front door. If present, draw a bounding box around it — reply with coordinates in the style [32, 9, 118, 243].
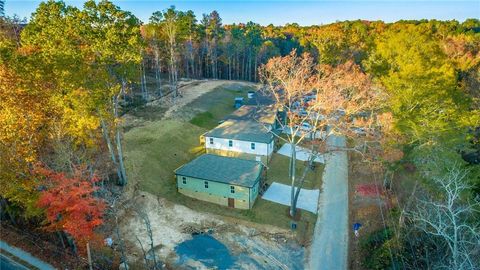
[228, 198, 235, 208]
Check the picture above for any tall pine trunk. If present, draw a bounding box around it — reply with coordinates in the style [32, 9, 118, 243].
[254, 54, 258, 82]
[190, 39, 196, 79]
[140, 60, 148, 101]
[248, 50, 252, 81]
[228, 57, 232, 80]
[243, 50, 247, 81]
[236, 53, 239, 80]
[154, 48, 162, 97]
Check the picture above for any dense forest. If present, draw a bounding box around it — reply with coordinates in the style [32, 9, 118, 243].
[0, 0, 479, 269]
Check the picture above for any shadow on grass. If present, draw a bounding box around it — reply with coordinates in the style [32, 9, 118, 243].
[189, 111, 215, 128]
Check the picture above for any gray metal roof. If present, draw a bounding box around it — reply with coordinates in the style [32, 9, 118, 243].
[175, 154, 263, 187]
[205, 120, 274, 143]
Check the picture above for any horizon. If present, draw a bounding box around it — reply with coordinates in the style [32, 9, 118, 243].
[4, 0, 479, 26]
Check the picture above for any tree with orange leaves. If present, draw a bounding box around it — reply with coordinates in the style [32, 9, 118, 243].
[35, 165, 106, 253]
[260, 50, 391, 217]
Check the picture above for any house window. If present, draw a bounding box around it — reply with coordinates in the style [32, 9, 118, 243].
[182, 177, 186, 184]
[230, 186, 235, 193]
[204, 181, 209, 188]
[209, 138, 214, 144]
[229, 140, 233, 147]
[251, 143, 255, 150]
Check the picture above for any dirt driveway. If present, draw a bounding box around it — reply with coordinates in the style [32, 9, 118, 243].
[162, 80, 234, 120]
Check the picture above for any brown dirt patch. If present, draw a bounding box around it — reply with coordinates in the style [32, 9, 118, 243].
[116, 192, 295, 267]
[348, 155, 387, 270]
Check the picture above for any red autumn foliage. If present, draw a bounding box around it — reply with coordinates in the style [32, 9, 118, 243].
[355, 184, 384, 197]
[35, 165, 106, 249]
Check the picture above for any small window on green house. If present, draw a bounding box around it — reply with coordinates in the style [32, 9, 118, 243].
[229, 140, 233, 147]
[182, 177, 186, 184]
[251, 143, 255, 150]
[204, 181, 209, 188]
[230, 186, 235, 193]
[209, 138, 214, 144]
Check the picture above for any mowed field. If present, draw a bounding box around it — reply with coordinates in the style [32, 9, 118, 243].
[123, 82, 319, 239]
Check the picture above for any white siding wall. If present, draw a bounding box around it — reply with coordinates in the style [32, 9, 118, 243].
[205, 137, 271, 156]
[268, 140, 274, 155]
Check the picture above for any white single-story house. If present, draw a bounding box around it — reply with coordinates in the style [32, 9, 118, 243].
[204, 119, 275, 164]
[224, 105, 281, 130]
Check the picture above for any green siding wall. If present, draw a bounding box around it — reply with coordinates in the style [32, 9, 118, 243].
[250, 182, 259, 206]
[176, 175, 260, 209]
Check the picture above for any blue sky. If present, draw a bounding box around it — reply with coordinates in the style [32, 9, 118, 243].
[5, 0, 479, 26]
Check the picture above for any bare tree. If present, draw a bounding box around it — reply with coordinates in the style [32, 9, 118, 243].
[140, 57, 149, 101]
[153, 45, 163, 97]
[115, 215, 129, 269]
[143, 20, 164, 98]
[109, 196, 129, 270]
[164, 10, 179, 99]
[150, 7, 187, 100]
[259, 50, 319, 217]
[407, 165, 480, 270]
[135, 234, 149, 269]
[259, 50, 386, 217]
[136, 209, 160, 270]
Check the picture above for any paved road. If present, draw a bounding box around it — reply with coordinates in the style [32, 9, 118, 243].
[307, 135, 349, 270]
[0, 253, 31, 270]
[0, 240, 55, 270]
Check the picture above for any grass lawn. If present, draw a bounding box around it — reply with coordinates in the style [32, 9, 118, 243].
[124, 120, 206, 197]
[188, 83, 252, 129]
[267, 153, 324, 190]
[124, 83, 320, 238]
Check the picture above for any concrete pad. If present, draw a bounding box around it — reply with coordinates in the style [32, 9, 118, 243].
[277, 144, 325, 163]
[261, 182, 320, 214]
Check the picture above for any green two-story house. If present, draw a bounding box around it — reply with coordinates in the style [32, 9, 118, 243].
[174, 154, 264, 209]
